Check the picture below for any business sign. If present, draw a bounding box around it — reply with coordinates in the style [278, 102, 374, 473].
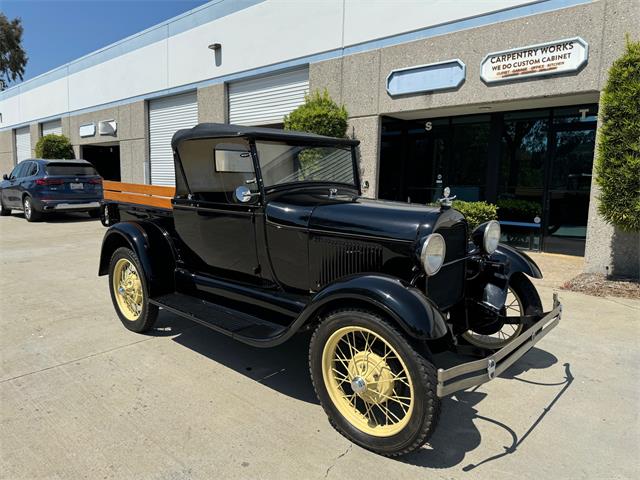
[79, 123, 95, 138]
[386, 59, 466, 96]
[480, 37, 588, 84]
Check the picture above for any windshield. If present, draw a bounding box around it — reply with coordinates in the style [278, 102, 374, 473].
[45, 163, 98, 176]
[256, 141, 356, 188]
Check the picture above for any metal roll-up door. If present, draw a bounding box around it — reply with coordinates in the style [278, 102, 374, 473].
[15, 127, 31, 162]
[228, 68, 309, 126]
[42, 119, 62, 136]
[149, 92, 198, 186]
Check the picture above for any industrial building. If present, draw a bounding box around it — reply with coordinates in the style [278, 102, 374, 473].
[1, 0, 638, 274]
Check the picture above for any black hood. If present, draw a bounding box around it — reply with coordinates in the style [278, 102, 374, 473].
[309, 196, 442, 242]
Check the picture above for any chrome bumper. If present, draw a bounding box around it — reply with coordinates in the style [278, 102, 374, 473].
[437, 293, 562, 397]
[53, 201, 101, 210]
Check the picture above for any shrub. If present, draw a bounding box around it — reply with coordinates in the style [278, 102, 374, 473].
[595, 37, 640, 232]
[284, 89, 348, 138]
[496, 198, 541, 221]
[452, 200, 498, 232]
[35, 134, 75, 159]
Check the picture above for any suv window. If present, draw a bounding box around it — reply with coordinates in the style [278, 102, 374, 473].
[44, 163, 98, 176]
[12, 162, 28, 179]
[26, 162, 38, 176]
[178, 138, 256, 204]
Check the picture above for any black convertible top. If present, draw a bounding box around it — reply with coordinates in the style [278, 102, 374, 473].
[172, 123, 359, 148]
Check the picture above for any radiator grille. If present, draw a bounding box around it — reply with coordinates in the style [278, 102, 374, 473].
[427, 222, 467, 309]
[311, 237, 383, 289]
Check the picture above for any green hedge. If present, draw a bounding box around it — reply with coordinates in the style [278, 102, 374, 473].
[595, 37, 640, 232]
[284, 89, 348, 138]
[35, 134, 74, 159]
[496, 198, 541, 221]
[452, 200, 498, 232]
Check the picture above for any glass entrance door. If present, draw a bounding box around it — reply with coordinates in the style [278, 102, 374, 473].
[544, 125, 596, 255]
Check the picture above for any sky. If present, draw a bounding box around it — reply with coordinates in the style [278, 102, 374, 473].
[2, 0, 211, 85]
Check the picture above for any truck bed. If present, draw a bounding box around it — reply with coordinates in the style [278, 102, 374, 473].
[103, 181, 175, 210]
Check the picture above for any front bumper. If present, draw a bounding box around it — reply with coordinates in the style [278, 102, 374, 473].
[437, 293, 562, 397]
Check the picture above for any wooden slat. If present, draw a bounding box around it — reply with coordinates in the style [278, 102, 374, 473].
[104, 190, 173, 210]
[103, 180, 175, 197]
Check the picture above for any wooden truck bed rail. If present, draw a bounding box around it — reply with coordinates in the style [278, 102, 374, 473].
[103, 181, 175, 210]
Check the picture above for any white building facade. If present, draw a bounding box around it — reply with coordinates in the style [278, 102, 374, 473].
[0, 0, 638, 274]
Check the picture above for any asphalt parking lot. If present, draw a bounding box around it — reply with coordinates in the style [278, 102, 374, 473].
[1, 212, 638, 479]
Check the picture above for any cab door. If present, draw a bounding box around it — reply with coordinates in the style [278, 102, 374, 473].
[173, 137, 262, 284]
[3, 162, 28, 208]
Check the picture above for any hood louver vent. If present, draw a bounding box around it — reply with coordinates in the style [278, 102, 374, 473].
[311, 237, 383, 290]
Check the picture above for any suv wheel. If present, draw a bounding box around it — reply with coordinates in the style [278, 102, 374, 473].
[23, 196, 42, 222]
[108, 247, 158, 333]
[0, 199, 11, 216]
[309, 309, 440, 457]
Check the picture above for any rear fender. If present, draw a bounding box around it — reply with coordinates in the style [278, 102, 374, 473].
[98, 221, 175, 296]
[299, 274, 448, 341]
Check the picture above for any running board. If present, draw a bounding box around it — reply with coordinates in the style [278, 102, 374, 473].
[150, 292, 287, 344]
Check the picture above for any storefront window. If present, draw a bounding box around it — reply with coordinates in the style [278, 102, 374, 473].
[450, 115, 490, 201]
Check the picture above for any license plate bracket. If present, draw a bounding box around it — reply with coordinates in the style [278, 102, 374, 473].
[70, 183, 84, 190]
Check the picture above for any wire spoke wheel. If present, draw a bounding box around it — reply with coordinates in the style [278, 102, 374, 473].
[463, 287, 524, 349]
[321, 326, 415, 437]
[112, 258, 143, 321]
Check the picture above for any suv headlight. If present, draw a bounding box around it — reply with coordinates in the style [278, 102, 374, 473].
[472, 220, 501, 254]
[420, 233, 446, 276]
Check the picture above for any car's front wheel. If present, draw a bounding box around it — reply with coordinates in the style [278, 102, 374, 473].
[309, 309, 440, 457]
[23, 196, 41, 222]
[108, 247, 158, 333]
[0, 198, 11, 216]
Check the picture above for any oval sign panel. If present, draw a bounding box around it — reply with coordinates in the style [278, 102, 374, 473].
[480, 37, 588, 84]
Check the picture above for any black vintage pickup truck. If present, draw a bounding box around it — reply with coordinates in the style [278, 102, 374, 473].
[98, 123, 561, 457]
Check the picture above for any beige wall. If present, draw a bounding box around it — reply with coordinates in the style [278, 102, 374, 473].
[67, 101, 147, 183]
[197, 84, 226, 123]
[0, 130, 13, 175]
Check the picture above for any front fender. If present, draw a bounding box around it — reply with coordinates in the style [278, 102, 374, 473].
[299, 274, 448, 341]
[98, 221, 175, 295]
[491, 243, 542, 279]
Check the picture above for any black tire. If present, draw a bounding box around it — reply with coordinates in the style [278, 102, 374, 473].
[108, 247, 158, 333]
[23, 195, 42, 222]
[309, 309, 440, 457]
[88, 209, 101, 219]
[462, 273, 543, 351]
[0, 198, 11, 216]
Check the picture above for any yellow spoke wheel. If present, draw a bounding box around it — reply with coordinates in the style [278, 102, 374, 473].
[321, 326, 415, 437]
[112, 258, 144, 321]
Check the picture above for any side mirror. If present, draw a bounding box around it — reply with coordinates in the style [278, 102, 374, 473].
[234, 185, 259, 203]
[2, 174, 8, 180]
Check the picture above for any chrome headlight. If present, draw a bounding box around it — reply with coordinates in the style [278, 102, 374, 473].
[481, 220, 501, 254]
[420, 233, 446, 276]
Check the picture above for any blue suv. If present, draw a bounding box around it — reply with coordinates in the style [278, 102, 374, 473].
[0, 159, 103, 222]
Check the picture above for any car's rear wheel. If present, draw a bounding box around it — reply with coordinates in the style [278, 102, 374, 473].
[309, 309, 440, 457]
[108, 247, 158, 333]
[23, 196, 41, 222]
[0, 199, 11, 216]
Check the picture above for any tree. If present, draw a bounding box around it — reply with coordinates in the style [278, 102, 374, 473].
[284, 89, 348, 138]
[35, 134, 75, 159]
[0, 13, 27, 90]
[595, 37, 640, 232]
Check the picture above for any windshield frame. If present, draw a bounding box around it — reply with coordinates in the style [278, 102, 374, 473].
[251, 139, 360, 194]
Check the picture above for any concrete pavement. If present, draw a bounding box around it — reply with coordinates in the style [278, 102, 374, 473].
[0, 212, 638, 479]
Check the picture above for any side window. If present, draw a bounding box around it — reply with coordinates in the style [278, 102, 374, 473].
[12, 162, 27, 179]
[26, 162, 38, 177]
[8, 164, 21, 179]
[177, 138, 256, 204]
